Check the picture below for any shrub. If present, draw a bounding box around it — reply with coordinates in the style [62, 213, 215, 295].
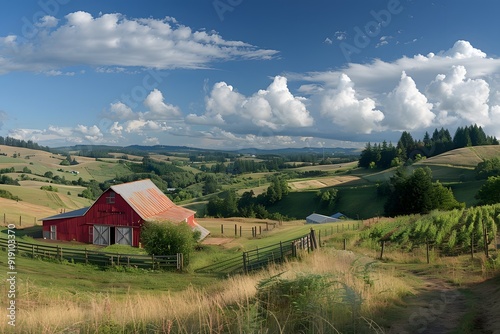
[140, 221, 199, 264]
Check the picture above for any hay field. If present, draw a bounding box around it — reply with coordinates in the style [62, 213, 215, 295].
[288, 175, 360, 190]
[293, 160, 357, 171]
[417, 145, 500, 167]
[0, 184, 92, 212]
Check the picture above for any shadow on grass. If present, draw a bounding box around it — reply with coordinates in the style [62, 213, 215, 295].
[0, 225, 43, 238]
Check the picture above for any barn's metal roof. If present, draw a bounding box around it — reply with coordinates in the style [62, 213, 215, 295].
[41, 207, 90, 221]
[110, 179, 194, 221]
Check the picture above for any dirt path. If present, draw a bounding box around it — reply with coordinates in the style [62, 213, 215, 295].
[387, 272, 469, 334]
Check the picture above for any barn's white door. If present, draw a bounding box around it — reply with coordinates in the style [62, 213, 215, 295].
[50, 225, 57, 240]
[93, 225, 110, 245]
[115, 227, 132, 246]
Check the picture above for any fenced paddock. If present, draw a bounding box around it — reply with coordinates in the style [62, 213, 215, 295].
[0, 239, 183, 270]
[196, 229, 318, 275]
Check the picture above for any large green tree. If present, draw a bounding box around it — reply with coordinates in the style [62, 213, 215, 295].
[384, 167, 463, 216]
[476, 176, 500, 205]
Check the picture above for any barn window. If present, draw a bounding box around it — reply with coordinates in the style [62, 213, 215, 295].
[50, 225, 57, 240]
[106, 192, 115, 204]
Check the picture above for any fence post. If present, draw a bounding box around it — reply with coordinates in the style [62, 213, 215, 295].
[471, 233, 474, 259]
[56, 245, 60, 260]
[318, 230, 322, 246]
[259, 226, 262, 235]
[242, 252, 247, 274]
[85, 249, 88, 264]
[343, 239, 346, 250]
[484, 222, 489, 258]
[280, 241, 284, 259]
[221, 224, 224, 235]
[426, 241, 430, 264]
[110, 255, 114, 266]
[235, 224, 237, 236]
[310, 228, 317, 250]
[380, 240, 385, 260]
[19, 215, 21, 226]
[127, 256, 130, 267]
[117, 255, 120, 266]
[31, 245, 34, 258]
[152, 255, 155, 270]
[240, 226, 242, 237]
[177, 253, 184, 271]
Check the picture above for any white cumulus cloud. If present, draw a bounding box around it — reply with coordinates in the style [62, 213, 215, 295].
[426, 65, 490, 126]
[320, 74, 384, 134]
[187, 76, 313, 133]
[143, 89, 181, 119]
[383, 71, 435, 130]
[0, 11, 278, 74]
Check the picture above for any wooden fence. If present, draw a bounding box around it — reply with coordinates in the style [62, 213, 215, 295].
[219, 222, 278, 238]
[0, 239, 183, 270]
[1, 213, 40, 227]
[196, 229, 318, 275]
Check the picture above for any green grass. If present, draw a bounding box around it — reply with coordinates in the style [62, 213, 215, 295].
[334, 185, 386, 218]
[11, 252, 217, 295]
[267, 190, 323, 219]
[449, 180, 485, 206]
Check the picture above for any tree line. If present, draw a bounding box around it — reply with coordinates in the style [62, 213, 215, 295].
[359, 125, 498, 169]
[0, 136, 50, 152]
[206, 175, 290, 220]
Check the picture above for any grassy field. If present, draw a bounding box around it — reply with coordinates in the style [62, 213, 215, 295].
[1, 215, 499, 333]
[418, 145, 500, 167]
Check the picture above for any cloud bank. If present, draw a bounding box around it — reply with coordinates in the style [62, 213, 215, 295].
[8, 40, 500, 148]
[0, 11, 278, 74]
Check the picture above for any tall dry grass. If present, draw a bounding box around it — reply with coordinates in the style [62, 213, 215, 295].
[1, 248, 414, 333]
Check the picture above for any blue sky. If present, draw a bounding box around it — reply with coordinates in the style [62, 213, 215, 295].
[1, 0, 500, 149]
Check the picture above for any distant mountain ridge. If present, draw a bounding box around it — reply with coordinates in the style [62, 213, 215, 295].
[53, 144, 361, 156]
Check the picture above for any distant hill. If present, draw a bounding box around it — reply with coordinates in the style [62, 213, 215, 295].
[416, 145, 500, 168]
[53, 144, 361, 157]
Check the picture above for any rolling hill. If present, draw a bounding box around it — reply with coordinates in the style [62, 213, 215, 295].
[0, 144, 499, 223]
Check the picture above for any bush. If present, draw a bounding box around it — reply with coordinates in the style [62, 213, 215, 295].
[140, 221, 199, 264]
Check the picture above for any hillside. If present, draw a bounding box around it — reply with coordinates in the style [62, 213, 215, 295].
[1, 144, 500, 223]
[416, 145, 500, 167]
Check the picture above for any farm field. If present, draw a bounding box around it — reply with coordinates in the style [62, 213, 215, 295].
[287, 175, 360, 190]
[1, 214, 499, 333]
[0, 183, 93, 212]
[417, 145, 500, 167]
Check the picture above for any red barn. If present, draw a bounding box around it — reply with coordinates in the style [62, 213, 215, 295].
[41, 179, 209, 247]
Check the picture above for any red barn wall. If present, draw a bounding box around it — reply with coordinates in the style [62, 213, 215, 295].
[42, 189, 144, 246]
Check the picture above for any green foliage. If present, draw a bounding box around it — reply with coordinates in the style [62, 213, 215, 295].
[365, 204, 500, 256]
[140, 221, 198, 263]
[203, 174, 218, 195]
[476, 176, 500, 205]
[475, 158, 500, 180]
[316, 188, 339, 210]
[0, 174, 20, 185]
[256, 273, 336, 333]
[360, 125, 498, 169]
[384, 167, 463, 216]
[0, 189, 21, 201]
[40, 185, 58, 192]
